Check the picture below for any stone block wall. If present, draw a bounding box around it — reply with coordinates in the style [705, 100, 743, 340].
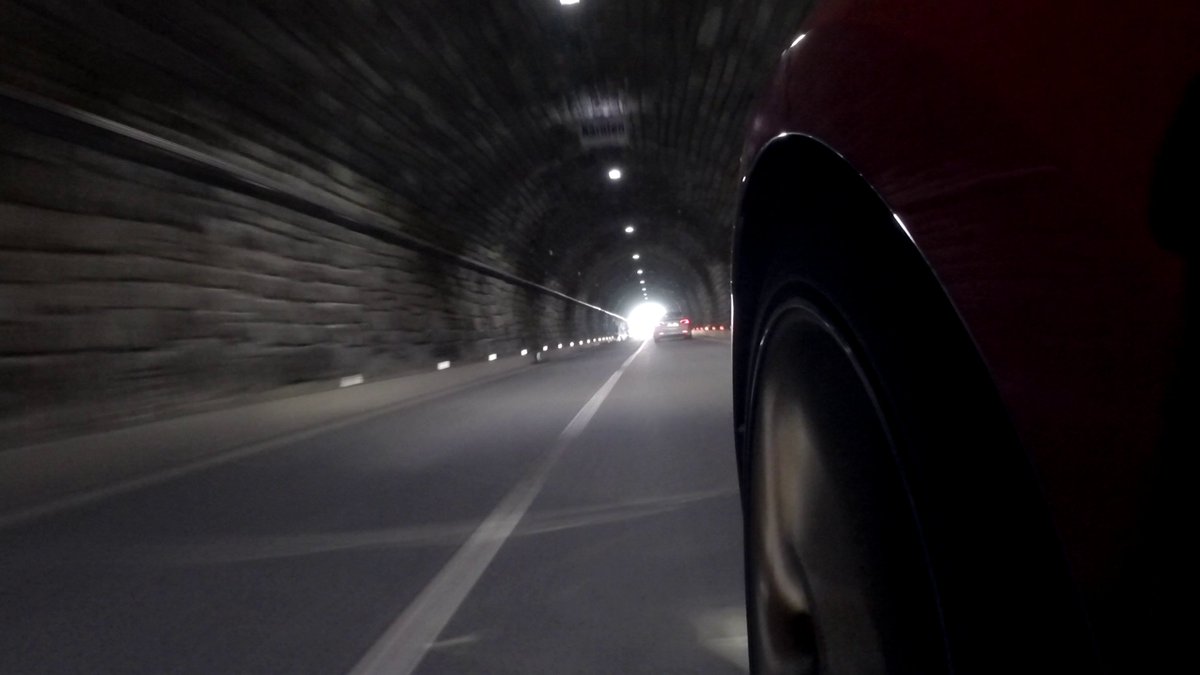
[0, 115, 615, 446]
[0, 0, 819, 445]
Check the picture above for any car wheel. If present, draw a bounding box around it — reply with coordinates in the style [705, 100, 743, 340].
[746, 292, 945, 674]
[739, 223, 1093, 674]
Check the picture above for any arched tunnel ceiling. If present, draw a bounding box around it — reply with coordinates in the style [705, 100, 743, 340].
[562, 221, 722, 315]
[1, 0, 815, 320]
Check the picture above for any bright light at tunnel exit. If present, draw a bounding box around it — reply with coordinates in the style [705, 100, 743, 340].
[626, 302, 667, 341]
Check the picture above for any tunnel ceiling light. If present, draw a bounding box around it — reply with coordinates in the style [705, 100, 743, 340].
[636, 269, 643, 275]
[608, 167, 622, 181]
[631, 253, 640, 260]
[639, 279, 645, 284]
[559, 0, 580, 5]
[624, 225, 635, 234]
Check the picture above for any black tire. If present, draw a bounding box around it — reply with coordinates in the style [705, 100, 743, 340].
[745, 288, 945, 675]
[738, 222, 1093, 674]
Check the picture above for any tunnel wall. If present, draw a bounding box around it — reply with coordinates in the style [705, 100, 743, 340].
[0, 112, 617, 447]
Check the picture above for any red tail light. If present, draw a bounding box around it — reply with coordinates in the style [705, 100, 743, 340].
[680, 318, 690, 325]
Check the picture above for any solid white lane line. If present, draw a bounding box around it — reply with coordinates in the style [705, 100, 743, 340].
[348, 342, 647, 675]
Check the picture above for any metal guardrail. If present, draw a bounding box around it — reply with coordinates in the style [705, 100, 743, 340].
[0, 84, 626, 322]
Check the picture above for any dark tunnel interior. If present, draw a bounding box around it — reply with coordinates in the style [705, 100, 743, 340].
[4, 2, 1196, 674]
[0, 0, 811, 443]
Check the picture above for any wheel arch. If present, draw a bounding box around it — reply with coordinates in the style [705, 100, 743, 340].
[733, 133, 922, 435]
[732, 132, 1098, 671]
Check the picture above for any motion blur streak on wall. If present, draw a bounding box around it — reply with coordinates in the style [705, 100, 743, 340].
[0, 89, 615, 447]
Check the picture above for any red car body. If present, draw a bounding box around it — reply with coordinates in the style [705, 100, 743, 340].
[735, 0, 1198, 670]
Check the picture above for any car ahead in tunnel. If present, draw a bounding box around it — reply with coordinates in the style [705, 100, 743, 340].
[653, 312, 692, 342]
[732, 1, 1198, 673]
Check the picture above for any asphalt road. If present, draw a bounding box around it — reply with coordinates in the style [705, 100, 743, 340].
[0, 337, 744, 674]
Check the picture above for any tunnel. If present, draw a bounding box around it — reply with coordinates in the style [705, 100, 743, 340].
[5, 2, 1194, 673]
[1, 0, 810, 443]
[0, 3, 815, 672]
